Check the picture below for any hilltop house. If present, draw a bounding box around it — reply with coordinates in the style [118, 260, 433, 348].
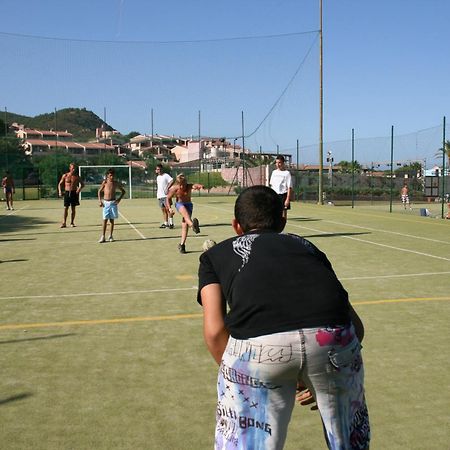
[12, 124, 116, 156]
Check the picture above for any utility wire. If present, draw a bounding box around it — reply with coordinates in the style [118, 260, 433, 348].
[0, 30, 318, 45]
[228, 32, 319, 142]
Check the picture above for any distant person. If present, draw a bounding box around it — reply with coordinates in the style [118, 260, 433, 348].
[165, 173, 202, 253]
[155, 164, 174, 229]
[97, 168, 125, 243]
[197, 185, 370, 449]
[400, 183, 412, 210]
[58, 162, 85, 227]
[2, 171, 15, 210]
[269, 155, 293, 220]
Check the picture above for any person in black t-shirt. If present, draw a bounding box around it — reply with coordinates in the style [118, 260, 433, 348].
[198, 185, 370, 450]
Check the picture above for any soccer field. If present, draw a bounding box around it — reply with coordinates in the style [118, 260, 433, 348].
[1, 197, 449, 449]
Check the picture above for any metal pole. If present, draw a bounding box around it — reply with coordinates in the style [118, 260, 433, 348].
[241, 111, 246, 187]
[389, 125, 394, 213]
[318, 0, 324, 205]
[55, 108, 58, 188]
[442, 116, 446, 219]
[198, 110, 201, 186]
[260, 145, 263, 185]
[351, 128, 355, 208]
[129, 164, 132, 199]
[4, 107, 8, 169]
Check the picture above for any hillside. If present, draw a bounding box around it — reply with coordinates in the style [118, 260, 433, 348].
[5, 108, 114, 141]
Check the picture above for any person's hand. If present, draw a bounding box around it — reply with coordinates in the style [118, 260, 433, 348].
[99, 201, 103, 207]
[296, 383, 317, 410]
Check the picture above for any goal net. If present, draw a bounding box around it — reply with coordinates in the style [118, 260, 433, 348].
[79, 165, 132, 200]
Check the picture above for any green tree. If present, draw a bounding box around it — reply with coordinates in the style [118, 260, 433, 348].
[0, 136, 30, 180]
[435, 140, 450, 167]
[35, 152, 75, 191]
[336, 160, 362, 174]
[394, 162, 422, 178]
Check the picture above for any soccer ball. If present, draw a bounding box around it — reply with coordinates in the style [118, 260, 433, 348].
[202, 239, 217, 252]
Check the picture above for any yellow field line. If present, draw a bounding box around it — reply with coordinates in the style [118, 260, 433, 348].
[0, 313, 202, 330]
[0, 297, 449, 331]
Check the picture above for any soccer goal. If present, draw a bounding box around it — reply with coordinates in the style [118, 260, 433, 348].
[78, 165, 132, 200]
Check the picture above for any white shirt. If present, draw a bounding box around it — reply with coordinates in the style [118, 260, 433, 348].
[156, 173, 173, 199]
[269, 169, 292, 195]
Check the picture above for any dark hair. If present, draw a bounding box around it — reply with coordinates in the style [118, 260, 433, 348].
[275, 155, 285, 163]
[234, 185, 284, 232]
[156, 163, 163, 170]
[106, 168, 115, 176]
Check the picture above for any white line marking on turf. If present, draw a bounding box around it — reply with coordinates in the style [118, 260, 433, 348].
[119, 211, 146, 239]
[290, 223, 450, 262]
[0, 286, 197, 301]
[324, 219, 450, 245]
[0, 205, 29, 219]
[341, 271, 450, 281]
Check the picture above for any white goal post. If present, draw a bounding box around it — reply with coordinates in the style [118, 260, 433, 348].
[78, 165, 132, 200]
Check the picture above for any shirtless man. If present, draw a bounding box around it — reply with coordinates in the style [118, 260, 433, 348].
[165, 173, 203, 253]
[2, 171, 15, 210]
[400, 183, 411, 210]
[58, 163, 85, 227]
[97, 168, 125, 243]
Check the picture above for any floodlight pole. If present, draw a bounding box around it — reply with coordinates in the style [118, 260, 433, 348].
[442, 116, 446, 219]
[318, 0, 324, 205]
[241, 111, 246, 187]
[389, 125, 394, 213]
[351, 128, 355, 208]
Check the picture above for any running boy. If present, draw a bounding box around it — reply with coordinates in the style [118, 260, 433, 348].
[165, 173, 203, 253]
[98, 168, 125, 243]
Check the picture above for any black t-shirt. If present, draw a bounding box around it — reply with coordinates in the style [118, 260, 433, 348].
[197, 230, 351, 339]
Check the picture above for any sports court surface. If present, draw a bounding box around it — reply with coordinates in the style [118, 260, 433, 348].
[1, 197, 449, 449]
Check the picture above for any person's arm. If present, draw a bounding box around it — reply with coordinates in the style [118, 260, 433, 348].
[201, 283, 229, 365]
[349, 304, 364, 343]
[286, 172, 293, 205]
[76, 177, 85, 194]
[58, 174, 66, 197]
[116, 183, 126, 203]
[98, 181, 105, 206]
[165, 186, 175, 212]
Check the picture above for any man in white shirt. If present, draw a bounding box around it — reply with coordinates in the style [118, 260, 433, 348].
[155, 164, 174, 228]
[269, 155, 293, 219]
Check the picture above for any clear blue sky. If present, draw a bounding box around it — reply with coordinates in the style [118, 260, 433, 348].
[0, 0, 448, 165]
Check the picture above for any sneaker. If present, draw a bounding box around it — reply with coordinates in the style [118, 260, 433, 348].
[169, 224, 174, 229]
[108, 236, 114, 242]
[70, 223, 76, 227]
[159, 223, 167, 229]
[98, 235, 106, 243]
[192, 218, 200, 234]
[177, 243, 186, 254]
[6, 207, 10, 210]
[60, 223, 66, 228]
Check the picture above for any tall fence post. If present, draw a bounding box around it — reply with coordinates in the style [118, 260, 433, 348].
[389, 126, 394, 213]
[441, 116, 446, 219]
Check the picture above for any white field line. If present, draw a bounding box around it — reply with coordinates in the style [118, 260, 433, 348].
[289, 223, 450, 262]
[119, 211, 146, 239]
[2, 269, 450, 301]
[0, 286, 198, 301]
[323, 219, 450, 245]
[340, 271, 450, 281]
[0, 205, 29, 219]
